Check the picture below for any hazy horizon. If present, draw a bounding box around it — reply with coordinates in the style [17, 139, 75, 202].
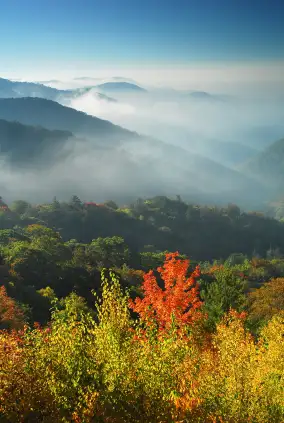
[2, 60, 284, 97]
[1, 0, 284, 93]
[0, 0, 284, 208]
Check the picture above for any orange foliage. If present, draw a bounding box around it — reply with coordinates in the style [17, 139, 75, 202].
[129, 252, 202, 332]
[0, 286, 25, 330]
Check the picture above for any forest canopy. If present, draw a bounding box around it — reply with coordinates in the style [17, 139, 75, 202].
[0, 194, 284, 422]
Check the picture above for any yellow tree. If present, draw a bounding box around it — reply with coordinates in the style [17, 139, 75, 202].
[247, 277, 284, 331]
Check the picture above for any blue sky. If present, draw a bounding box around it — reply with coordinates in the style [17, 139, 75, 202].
[0, 0, 284, 86]
[1, 0, 284, 62]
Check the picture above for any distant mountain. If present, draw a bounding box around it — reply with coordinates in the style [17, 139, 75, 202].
[0, 97, 264, 205]
[118, 137, 264, 206]
[187, 91, 232, 102]
[95, 82, 147, 93]
[188, 138, 258, 167]
[0, 97, 138, 142]
[237, 125, 284, 150]
[0, 118, 72, 165]
[188, 91, 213, 99]
[128, 121, 258, 168]
[0, 77, 62, 100]
[242, 137, 284, 190]
[68, 87, 117, 102]
[73, 77, 101, 81]
[0, 77, 120, 111]
[38, 80, 61, 84]
[143, 88, 234, 103]
[110, 77, 138, 83]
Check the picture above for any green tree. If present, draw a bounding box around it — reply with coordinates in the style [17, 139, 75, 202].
[10, 200, 31, 215]
[201, 266, 247, 330]
[87, 236, 130, 268]
[69, 195, 83, 210]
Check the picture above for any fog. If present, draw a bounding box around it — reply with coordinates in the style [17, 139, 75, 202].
[60, 82, 284, 167]
[0, 137, 178, 204]
[1, 74, 284, 208]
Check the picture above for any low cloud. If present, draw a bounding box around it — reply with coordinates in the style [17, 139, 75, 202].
[1, 65, 284, 208]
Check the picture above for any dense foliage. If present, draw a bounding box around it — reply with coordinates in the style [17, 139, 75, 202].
[0, 195, 284, 421]
[1, 195, 284, 261]
[0, 257, 283, 422]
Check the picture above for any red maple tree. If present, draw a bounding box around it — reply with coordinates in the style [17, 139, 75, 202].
[129, 252, 202, 332]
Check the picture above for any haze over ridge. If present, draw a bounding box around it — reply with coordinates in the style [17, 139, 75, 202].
[0, 0, 283, 209]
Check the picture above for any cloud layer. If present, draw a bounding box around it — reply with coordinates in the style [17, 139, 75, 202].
[1, 68, 284, 208]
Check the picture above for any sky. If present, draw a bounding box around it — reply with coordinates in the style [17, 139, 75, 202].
[0, 0, 284, 89]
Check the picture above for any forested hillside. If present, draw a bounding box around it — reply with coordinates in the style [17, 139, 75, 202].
[1, 0, 284, 420]
[0, 97, 138, 140]
[1, 194, 284, 324]
[0, 119, 72, 165]
[1, 195, 283, 261]
[0, 92, 283, 423]
[0, 193, 283, 421]
[0, 97, 268, 207]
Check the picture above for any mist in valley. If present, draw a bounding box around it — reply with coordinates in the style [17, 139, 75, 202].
[1, 74, 284, 209]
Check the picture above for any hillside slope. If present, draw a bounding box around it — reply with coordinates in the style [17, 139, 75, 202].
[0, 98, 264, 205]
[242, 137, 284, 189]
[0, 97, 139, 142]
[189, 138, 258, 167]
[0, 77, 62, 100]
[0, 119, 73, 165]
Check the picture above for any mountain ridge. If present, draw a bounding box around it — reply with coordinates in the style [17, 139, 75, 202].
[0, 118, 73, 165]
[0, 77, 63, 100]
[95, 82, 147, 93]
[0, 97, 140, 141]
